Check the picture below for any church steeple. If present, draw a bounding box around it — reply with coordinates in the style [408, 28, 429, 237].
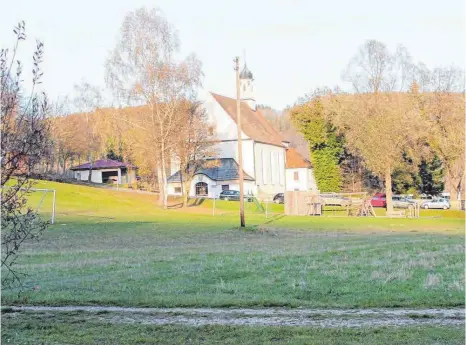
[239, 64, 256, 111]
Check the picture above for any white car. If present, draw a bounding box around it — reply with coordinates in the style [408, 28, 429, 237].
[421, 198, 451, 210]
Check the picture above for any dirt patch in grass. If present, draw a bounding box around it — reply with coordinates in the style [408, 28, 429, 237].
[5, 306, 464, 328]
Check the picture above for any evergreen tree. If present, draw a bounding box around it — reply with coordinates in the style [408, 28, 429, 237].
[291, 99, 344, 192]
[418, 156, 444, 196]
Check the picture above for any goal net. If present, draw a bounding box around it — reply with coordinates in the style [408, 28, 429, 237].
[21, 188, 57, 224]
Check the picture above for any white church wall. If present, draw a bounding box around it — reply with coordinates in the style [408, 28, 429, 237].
[254, 142, 286, 197]
[204, 93, 249, 141]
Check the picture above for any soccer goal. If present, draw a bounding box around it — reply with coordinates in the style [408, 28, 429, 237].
[1, 186, 57, 223]
[28, 188, 57, 224]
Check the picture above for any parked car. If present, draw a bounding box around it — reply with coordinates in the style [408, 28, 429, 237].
[320, 193, 351, 207]
[219, 190, 252, 202]
[440, 192, 450, 201]
[392, 196, 416, 209]
[419, 194, 434, 200]
[421, 198, 451, 210]
[273, 193, 284, 204]
[370, 193, 387, 208]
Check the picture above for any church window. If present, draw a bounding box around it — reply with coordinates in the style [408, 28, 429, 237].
[270, 152, 274, 184]
[262, 149, 267, 184]
[294, 171, 299, 181]
[278, 152, 284, 185]
[243, 85, 246, 92]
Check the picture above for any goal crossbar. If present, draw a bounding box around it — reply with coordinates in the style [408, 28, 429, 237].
[1, 187, 57, 224]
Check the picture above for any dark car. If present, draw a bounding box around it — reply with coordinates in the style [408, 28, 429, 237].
[371, 193, 387, 208]
[273, 193, 284, 204]
[219, 190, 252, 202]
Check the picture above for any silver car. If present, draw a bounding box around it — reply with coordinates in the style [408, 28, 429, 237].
[421, 198, 451, 210]
[392, 197, 416, 209]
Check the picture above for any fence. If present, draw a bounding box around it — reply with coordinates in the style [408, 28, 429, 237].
[182, 194, 285, 218]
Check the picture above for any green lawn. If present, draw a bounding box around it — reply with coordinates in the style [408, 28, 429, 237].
[2, 181, 465, 344]
[2, 180, 464, 309]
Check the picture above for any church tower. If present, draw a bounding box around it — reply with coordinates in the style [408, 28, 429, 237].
[239, 64, 256, 111]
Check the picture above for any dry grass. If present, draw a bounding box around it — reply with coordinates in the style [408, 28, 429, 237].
[424, 273, 442, 289]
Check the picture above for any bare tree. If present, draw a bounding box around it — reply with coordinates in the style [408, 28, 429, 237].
[106, 7, 202, 208]
[1, 22, 50, 289]
[342, 40, 425, 94]
[73, 80, 103, 182]
[172, 102, 216, 207]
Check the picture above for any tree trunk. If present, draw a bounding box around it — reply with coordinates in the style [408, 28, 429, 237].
[385, 167, 393, 214]
[451, 176, 464, 202]
[183, 180, 190, 207]
[87, 153, 93, 183]
[180, 167, 187, 208]
[157, 165, 164, 206]
[62, 158, 67, 175]
[160, 143, 168, 209]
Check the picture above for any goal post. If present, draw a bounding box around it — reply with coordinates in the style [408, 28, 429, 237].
[1, 187, 57, 224]
[28, 188, 57, 224]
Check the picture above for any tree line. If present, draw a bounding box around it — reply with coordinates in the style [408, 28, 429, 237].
[291, 40, 464, 212]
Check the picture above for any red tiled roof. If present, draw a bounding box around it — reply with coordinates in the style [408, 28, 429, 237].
[210, 92, 285, 146]
[70, 159, 135, 171]
[286, 148, 311, 168]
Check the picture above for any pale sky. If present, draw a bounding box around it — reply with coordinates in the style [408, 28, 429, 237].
[1, 0, 464, 109]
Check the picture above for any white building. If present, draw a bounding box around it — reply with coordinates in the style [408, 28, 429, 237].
[167, 64, 316, 198]
[70, 159, 137, 184]
[285, 148, 317, 191]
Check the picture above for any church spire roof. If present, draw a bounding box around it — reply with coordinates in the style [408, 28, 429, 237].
[239, 64, 253, 80]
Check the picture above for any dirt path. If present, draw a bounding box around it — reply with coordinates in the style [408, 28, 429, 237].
[5, 306, 464, 328]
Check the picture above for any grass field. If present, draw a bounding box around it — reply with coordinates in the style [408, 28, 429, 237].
[1, 180, 465, 344]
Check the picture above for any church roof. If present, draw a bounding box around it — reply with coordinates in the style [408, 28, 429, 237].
[210, 92, 285, 147]
[167, 158, 254, 182]
[239, 64, 253, 79]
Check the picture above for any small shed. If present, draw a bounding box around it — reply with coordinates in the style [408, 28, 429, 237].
[70, 159, 137, 184]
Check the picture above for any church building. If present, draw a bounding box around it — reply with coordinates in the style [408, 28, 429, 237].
[167, 64, 316, 199]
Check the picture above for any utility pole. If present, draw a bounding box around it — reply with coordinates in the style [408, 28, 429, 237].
[234, 56, 245, 227]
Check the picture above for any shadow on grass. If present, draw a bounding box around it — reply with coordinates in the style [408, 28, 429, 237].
[262, 214, 285, 225]
[188, 198, 205, 207]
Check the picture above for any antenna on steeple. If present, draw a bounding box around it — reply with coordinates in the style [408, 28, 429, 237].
[243, 49, 246, 66]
